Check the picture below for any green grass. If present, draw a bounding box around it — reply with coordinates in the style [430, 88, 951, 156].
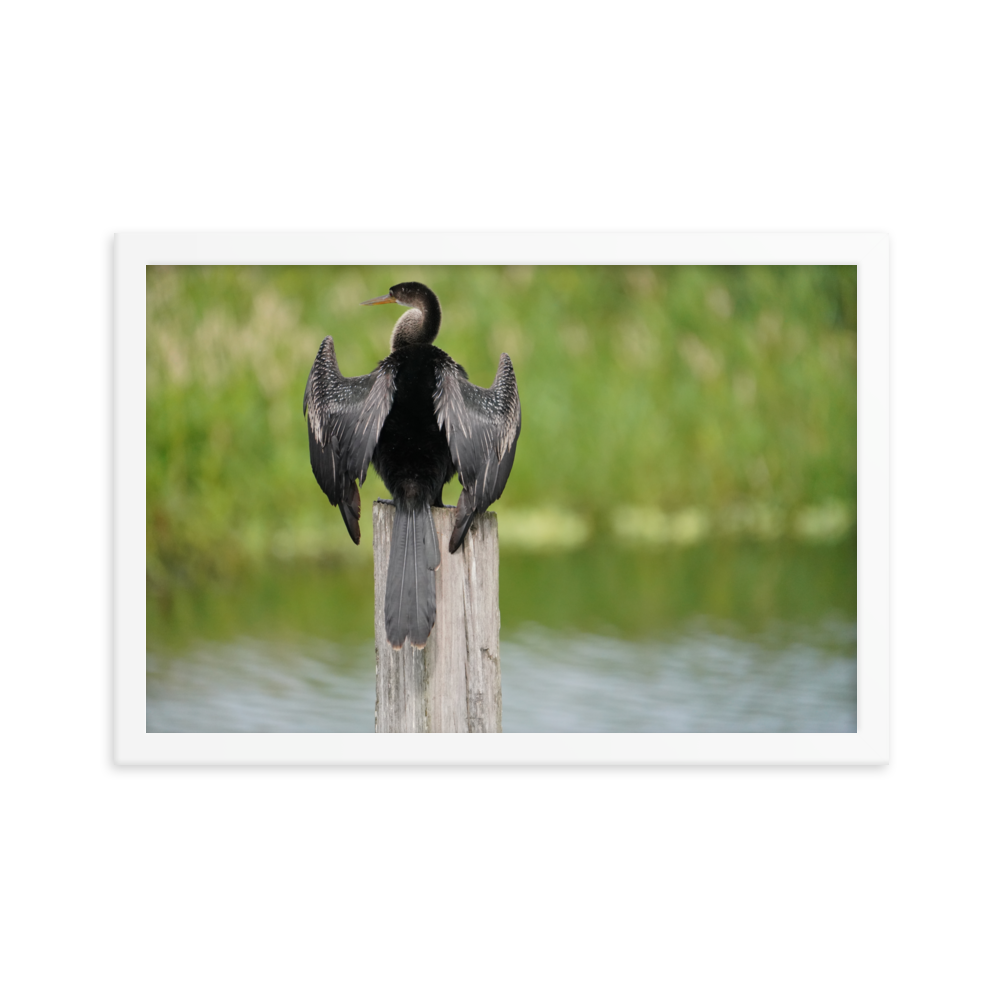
[147, 265, 856, 584]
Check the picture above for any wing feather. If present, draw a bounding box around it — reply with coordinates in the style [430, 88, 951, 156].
[303, 337, 396, 541]
[434, 353, 521, 550]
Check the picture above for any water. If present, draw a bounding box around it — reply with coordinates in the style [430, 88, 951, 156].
[147, 541, 856, 733]
[147, 637, 374, 734]
[502, 620, 854, 733]
[147, 620, 855, 733]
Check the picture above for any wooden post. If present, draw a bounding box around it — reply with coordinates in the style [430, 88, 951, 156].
[372, 503, 502, 733]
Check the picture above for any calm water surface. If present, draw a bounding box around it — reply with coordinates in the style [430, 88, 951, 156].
[147, 541, 856, 733]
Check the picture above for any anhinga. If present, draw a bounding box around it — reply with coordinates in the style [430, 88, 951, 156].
[303, 281, 521, 649]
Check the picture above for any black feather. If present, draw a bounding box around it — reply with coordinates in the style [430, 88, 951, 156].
[384, 503, 439, 649]
[303, 337, 396, 544]
[305, 283, 520, 647]
[434, 352, 521, 552]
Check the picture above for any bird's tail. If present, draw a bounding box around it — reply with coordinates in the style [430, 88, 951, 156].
[384, 502, 441, 649]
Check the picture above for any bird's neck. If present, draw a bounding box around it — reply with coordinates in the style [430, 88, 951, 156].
[390, 290, 441, 350]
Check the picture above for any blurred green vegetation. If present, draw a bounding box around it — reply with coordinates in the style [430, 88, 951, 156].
[147, 265, 856, 585]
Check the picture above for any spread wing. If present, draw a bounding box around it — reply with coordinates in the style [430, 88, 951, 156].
[434, 352, 521, 552]
[303, 337, 396, 543]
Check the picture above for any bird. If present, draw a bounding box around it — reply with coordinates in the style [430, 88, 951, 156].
[303, 281, 521, 650]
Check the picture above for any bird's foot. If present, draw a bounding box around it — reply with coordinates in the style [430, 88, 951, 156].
[375, 498, 396, 506]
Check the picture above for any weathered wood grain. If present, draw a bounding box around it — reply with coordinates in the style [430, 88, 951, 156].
[373, 503, 502, 733]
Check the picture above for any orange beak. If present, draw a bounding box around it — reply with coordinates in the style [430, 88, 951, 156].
[361, 292, 396, 306]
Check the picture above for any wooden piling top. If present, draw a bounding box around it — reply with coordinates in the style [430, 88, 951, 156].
[373, 504, 502, 733]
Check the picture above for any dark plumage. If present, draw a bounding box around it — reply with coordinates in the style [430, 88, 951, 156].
[303, 281, 521, 649]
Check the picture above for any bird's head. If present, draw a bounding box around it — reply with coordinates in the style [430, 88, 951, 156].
[362, 281, 433, 308]
[363, 281, 441, 349]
